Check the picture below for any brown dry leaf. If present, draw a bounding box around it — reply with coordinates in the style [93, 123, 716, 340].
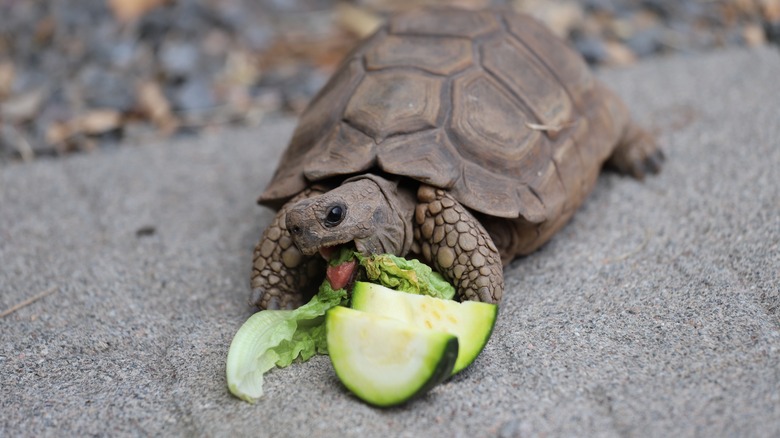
[337, 3, 384, 38]
[48, 111, 121, 151]
[108, 0, 167, 23]
[514, 0, 584, 38]
[72, 109, 122, 135]
[743, 24, 767, 46]
[137, 81, 171, 121]
[46, 121, 71, 146]
[604, 41, 637, 66]
[137, 81, 178, 134]
[0, 62, 15, 99]
[259, 34, 354, 72]
[0, 87, 48, 123]
[732, 0, 759, 15]
[760, 0, 780, 21]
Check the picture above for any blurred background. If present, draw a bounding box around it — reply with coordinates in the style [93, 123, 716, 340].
[0, 0, 777, 162]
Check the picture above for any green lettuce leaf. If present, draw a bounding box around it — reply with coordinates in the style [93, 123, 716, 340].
[357, 253, 455, 300]
[329, 246, 358, 267]
[226, 283, 346, 402]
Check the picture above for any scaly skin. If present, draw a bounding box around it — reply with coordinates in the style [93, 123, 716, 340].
[251, 188, 326, 310]
[413, 186, 503, 303]
[608, 121, 665, 179]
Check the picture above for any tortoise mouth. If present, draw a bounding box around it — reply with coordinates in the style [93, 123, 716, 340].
[320, 242, 359, 291]
[318, 241, 355, 261]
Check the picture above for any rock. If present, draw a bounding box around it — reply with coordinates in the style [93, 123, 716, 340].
[572, 34, 608, 64]
[626, 28, 663, 57]
[137, 7, 173, 41]
[765, 20, 780, 44]
[31, 95, 73, 151]
[0, 123, 35, 161]
[0, 0, 770, 160]
[108, 40, 138, 70]
[202, 29, 232, 57]
[171, 77, 215, 115]
[159, 39, 201, 79]
[77, 66, 136, 111]
[239, 24, 275, 52]
[580, 0, 617, 13]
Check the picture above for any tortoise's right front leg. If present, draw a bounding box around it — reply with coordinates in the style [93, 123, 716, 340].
[413, 186, 504, 304]
[251, 188, 326, 310]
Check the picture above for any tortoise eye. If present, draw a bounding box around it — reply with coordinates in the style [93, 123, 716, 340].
[324, 204, 346, 227]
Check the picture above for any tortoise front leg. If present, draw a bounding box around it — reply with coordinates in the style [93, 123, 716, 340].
[251, 188, 326, 310]
[413, 186, 504, 304]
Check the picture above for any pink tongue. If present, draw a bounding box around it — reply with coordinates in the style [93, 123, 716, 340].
[326, 259, 357, 290]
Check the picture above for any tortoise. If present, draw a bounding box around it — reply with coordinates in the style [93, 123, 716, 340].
[251, 8, 663, 310]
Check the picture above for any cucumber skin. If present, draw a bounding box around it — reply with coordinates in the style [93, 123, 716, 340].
[351, 281, 497, 374]
[406, 336, 458, 406]
[326, 307, 459, 407]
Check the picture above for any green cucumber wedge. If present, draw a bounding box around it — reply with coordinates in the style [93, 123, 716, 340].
[326, 306, 458, 407]
[351, 281, 497, 374]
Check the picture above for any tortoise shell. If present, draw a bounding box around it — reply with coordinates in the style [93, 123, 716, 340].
[260, 8, 619, 223]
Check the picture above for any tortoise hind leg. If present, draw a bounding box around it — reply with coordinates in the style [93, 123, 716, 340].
[606, 120, 665, 180]
[251, 188, 326, 309]
[413, 186, 504, 304]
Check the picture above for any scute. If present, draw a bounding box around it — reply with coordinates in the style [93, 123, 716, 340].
[344, 70, 443, 141]
[304, 122, 376, 181]
[503, 14, 593, 106]
[377, 130, 460, 188]
[449, 162, 546, 221]
[551, 134, 585, 213]
[481, 35, 572, 136]
[450, 71, 541, 177]
[365, 35, 473, 76]
[528, 159, 566, 222]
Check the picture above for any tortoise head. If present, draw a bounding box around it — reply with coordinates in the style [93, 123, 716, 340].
[285, 175, 415, 259]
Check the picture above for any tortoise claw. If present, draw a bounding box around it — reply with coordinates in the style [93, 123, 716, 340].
[644, 148, 665, 175]
[608, 122, 664, 180]
[629, 147, 665, 180]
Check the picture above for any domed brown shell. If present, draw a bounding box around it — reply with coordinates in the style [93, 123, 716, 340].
[259, 9, 616, 223]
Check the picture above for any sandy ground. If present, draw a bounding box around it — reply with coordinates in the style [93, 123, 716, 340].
[1, 47, 779, 437]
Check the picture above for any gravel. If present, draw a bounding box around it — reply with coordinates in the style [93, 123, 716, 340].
[0, 0, 777, 161]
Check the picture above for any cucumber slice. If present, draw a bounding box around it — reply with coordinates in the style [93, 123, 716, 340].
[351, 281, 497, 374]
[326, 306, 458, 407]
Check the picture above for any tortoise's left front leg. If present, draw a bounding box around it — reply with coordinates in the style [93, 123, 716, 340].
[413, 186, 504, 303]
[251, 188, 326, 310]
